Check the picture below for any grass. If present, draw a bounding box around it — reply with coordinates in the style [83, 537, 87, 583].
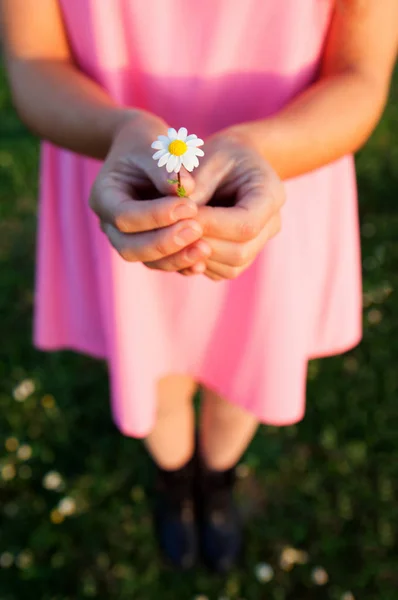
[1, 63, 398, 600]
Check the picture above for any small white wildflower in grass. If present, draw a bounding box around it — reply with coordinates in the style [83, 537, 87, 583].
[50, 509, 64, 524]
[41, 394, 56, 409]
[17, 444, 32, 461]
[152, 127, 204, 197]
[16, 551, 33, 569]
[255, 562, 274, 583]
[5, 437, 19, 452]
[13, 379, 35, 402]
[58, 497, 77, 516]
[43, 471, 63, 491]
[341, 593, 355, 600]
[311, 566, 329, 585]
[1, 464, 16, 481]
[279, 546, 309, 569]
[0, 552, 14, 568]
[280, 546, 297, 569]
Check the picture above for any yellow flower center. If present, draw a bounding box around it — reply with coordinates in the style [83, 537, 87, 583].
[168, 140, 188, 156]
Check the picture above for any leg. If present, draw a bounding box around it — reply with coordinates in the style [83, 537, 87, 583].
[144, 374, 197, 470]
[199, 386, 259, 470]
[144, 374, 198, 569]
[197, 386, 259, 573]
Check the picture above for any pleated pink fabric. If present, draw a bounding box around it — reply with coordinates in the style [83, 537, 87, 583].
[34, 0, 362, 437]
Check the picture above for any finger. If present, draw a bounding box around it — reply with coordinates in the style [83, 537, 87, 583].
[204, 259, 244, 281]
[187, 213, 281, 279]
[102, 219, 203, 262]
[204, 271, 223, 282]
[144, 240, 211, 272]
[199, 213, 281, 267]
[201, 237, 253, 268]
[188, 149, 234, 206]
[179, 268, 202, 277]
[195, 170, 283, 243]
[91, 181, 198, 233]
[180, 238, 251, 274]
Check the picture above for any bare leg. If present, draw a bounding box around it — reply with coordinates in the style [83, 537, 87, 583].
[144, 374, 197, 470]
[199, 386, 259, 470]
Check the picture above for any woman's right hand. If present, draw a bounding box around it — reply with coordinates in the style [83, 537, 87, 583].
[89, 112, 211, 271]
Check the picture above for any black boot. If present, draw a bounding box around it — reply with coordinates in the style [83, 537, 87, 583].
[153, 456, 198, 570]
[196, 459, 243, 573]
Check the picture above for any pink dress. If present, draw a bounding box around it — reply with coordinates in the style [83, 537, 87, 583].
[35, 0, 362, 437]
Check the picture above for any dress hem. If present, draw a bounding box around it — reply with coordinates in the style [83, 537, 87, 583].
[33, 331, 362, 438]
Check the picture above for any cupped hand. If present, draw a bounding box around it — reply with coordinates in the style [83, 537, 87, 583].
[180, 128, 285, 280]
[89, 113, 212, 271]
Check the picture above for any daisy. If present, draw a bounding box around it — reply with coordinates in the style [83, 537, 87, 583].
[151, 127, 204, 174]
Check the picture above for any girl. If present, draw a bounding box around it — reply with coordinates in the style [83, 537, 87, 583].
[1, 0, 397, 573]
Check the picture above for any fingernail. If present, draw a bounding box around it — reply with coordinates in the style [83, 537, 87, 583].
[174, 224, 202, 246]
[171, 201, 197, 222]
[191, 262, 206, 274]
[192, 240, 212, 257]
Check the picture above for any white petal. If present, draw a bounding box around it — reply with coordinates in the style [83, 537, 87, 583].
[166, 154, 179, 173]
[158, 135, 170, 144]
[151, 140, 165, 150]
[185, 134, 198, 142]
[177, 127, 188, 141]
[182, 153, 196, 172]
[187, 138, 204, 147]
[152, 149, 167, 160]
[192, 155, 199, 168]
[193, 148, 205, 157]
[168, 128, 178, 140]
[158, 152, 170, 168]
[174, 157, 183, 173]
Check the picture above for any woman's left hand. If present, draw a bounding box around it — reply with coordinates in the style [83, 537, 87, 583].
[184, 128, 285, 280]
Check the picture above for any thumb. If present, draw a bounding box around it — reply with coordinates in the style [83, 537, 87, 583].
[189, 151, 232, 206]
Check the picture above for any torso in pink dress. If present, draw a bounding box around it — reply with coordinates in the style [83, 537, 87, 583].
[35, 0, 362, 437]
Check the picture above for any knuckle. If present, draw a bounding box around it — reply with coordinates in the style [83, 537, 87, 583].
[229, 266, 242, 279]
[154, 240, 169, 258]
[225, 265, 241, 280]
[239, 220, 258, 242]
[206, 273, 222, 282]
[233, 244, 250, 267]
[114, 212, 131, 233]
[171, 253, 188, 271]
[148, 206, 164, 230]
[158, 259, 177, 272]
[89, 174, 107, 214]
[118, 244, 135, 262]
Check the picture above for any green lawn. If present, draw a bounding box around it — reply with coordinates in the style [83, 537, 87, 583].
[1, 63, 398, 600]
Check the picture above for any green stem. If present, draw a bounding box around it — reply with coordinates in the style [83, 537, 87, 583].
[176, 170, 187, 198]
